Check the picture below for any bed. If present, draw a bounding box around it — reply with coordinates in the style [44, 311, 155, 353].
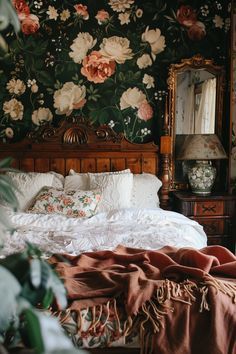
[0, 117, 235, 354]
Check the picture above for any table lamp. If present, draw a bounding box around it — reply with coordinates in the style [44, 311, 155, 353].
[176, 134, 227, 195]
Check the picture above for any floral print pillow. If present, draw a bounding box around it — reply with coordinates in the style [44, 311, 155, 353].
[28, 187, 101, 218]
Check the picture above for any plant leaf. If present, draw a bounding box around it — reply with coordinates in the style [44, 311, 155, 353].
[23, 309, 73, 353]
[30, 259, 41, 288]
[0, 266, 21, 334]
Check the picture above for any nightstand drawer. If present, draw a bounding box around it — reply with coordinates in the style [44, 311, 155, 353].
[194, 201, 224, 216]
[207, 236, 228, 246]
[194, 218, 225, 235]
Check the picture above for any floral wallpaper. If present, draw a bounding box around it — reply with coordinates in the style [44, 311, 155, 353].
[231, 0, 236, 182]
[0, 0, 231, 143]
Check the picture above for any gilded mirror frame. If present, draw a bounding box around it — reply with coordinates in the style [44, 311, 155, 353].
[167, 54, 225, 191]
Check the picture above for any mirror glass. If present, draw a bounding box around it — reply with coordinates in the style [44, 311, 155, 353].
[167, 55, 225, 190]
[176, 69, 216, 134]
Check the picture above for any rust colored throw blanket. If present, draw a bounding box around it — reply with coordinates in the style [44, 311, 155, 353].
[49, 245, 236, 354]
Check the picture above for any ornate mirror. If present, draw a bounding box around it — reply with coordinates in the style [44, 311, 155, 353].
[167, 54, 225, 190]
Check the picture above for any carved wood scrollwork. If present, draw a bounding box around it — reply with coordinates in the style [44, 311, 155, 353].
[27, 116, 124, 145]
[96, 125, 123, 143]
[28, 125, 58, 142]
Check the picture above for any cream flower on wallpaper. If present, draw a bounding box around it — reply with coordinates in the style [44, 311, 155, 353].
[5, 127, 14, 139]
[32, 107, 53, 126]
[3, 98, 24, 120]
[46, 6, 58, 20]
[143, 74, 155, 89]
[100, 36, 133, 64]
[60, 9, 70, 22]
[142, 27, 166, 59]
[118, 12, 130, 25]
[6, 79, 26, 96]
[69, 32, 97, 64]
[120, 87, 146, 110]
[137, 54, 152, 69]
[108, 0, 134, 13]
[213, 15, 224, 28]
[53, 82, 86, 116]
[136, 9, 143, 18]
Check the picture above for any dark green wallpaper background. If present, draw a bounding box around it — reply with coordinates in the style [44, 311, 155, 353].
[0, 0, 231, 142]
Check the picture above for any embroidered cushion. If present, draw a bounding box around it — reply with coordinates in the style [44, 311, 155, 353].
[89, 173, 133, 212]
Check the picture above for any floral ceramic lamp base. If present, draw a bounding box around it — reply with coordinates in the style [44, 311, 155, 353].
[187, 160, 216, 196]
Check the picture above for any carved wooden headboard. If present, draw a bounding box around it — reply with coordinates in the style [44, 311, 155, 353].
[0, 117, 168, 208]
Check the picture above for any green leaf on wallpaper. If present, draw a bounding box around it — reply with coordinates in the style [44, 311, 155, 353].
[118, 72, 125, 82]
[55, 63, 77, 81]
[101, 78, 114, 88]
[35, 71, 54, 87]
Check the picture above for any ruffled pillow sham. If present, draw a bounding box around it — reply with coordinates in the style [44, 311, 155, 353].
[64, 169, 130, 192]
[6, 171, 64, 211]
[131, 173, 162, 209]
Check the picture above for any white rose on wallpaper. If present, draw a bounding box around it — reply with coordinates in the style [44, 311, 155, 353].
[46, 5, 58, 20]
[3, 99, 24, 120]
[69, 32, 97, 64]
[136, 9, 143, 18]
[53, 82, 86, 116]
[31, 83, 39, 93]
[137, 54, 152, 69]
[120, 87, 146, 110]
[142, 27, 166, 59]
[108, 0, 134, 13]
[213, 15, 224, 28]
[60, 9, 70, 22]
[32, 107, 53, 126]
[118, 12, 130, 25]
[6, 79, 26, 96]
[100, 36, 133, 64]
[143, 74, 154, 89]
[5, 127, 14, 139]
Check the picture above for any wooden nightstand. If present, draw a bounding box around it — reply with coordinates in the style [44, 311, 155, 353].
[172, 191, 236, 252]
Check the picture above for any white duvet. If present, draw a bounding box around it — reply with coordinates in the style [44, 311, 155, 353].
[1, 207, 207, 256]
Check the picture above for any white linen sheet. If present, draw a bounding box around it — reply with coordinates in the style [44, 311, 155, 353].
[1, 208, 207, 256]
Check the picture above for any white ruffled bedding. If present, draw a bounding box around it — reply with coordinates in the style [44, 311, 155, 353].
[2, 207, 207, 256]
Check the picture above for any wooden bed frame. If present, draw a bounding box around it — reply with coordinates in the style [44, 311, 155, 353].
[0, 117, 168, 354]
[0, 117, 169, 209]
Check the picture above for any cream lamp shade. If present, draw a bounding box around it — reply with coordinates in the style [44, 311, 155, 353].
[177, 134, 227, 195]
[177, 134, 227, 161]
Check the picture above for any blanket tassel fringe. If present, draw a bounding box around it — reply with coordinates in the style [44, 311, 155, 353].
[53, 275, 236, 353]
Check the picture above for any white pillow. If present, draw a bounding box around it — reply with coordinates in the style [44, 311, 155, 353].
[64, 173, 89, 192]
[131, 173, 162, 209]
[65, 169, 131, 192]
[89, 173, 133, 212]
[6, 171, 64, 211]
